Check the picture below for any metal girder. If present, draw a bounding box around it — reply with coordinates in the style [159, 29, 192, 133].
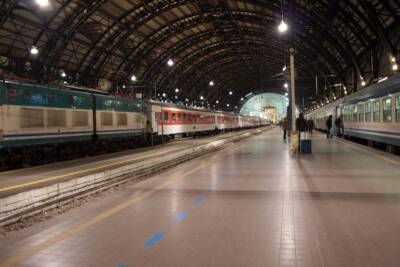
[78, 0, 191, 75]
[358, 0, 396, 60]
[0, 0, 19, 29]
[120, 10, 347, 86]
[157, 31, 340, 95]
[42, 0, 108, 69]
[0, 0, 398, 104]
[136, 0, 363, 92]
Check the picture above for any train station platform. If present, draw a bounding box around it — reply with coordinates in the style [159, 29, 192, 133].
[1, 128, 400, 267]
[0, 130, 257, 197]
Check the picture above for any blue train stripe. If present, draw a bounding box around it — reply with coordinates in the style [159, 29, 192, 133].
[3, 128, 145, 138]
[345, 128, 400, 137]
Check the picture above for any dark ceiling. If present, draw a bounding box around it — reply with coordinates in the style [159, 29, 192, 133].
[0, 0, 399, 109]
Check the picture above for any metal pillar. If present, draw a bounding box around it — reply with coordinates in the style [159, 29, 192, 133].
[289, 48, 296, 132]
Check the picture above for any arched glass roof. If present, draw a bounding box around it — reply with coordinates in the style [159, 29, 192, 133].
[240, 93, 288, 121]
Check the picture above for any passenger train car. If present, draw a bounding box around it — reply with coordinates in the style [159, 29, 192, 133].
[0, 81, 268, 167]
[147, 101, 267, 137]
[306, 73, 400, 149]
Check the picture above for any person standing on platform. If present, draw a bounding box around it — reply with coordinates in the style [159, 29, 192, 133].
[308, 119, 314, 134]
[335, 116, 343, 137]
[326, 115, 333, 138]
[282, 117, 288, 140]
[296, 113, 307, 132]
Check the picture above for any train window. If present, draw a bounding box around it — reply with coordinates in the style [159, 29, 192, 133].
[117, 113, 128, 126]
[373, 101, 381, 122]
[396, 96, 400, 122]
[358, 104, 364, 122]
[183, 113, 187, 122]
[101, 112, 113, 126]
[344, 106, 351, 122]
[164, 112, 169, 122]
[172, 113, 176, 122]
[47, 109, 66, 127]
[20, 108, 44, 128]
[365, 103, 371, 122]
[352, 106, 358, 122]
[178, 113, 181, 122]
[383, 98, 392, 122]
[72, 111, 89, 127]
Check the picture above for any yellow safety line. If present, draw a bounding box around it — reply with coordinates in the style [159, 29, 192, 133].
[0, 132, 239, 193]
[0, 148, 182, 193]
[334, 138, 400, 167]
[0, 141, 247, 267]
[0, 145, 173, 176]
[0, 160, 211, 267]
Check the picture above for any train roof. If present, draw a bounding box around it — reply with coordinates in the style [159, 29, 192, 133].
[148, 100, 229, 115]
[308, 73, 400, 115]
[341, 73, 400, 105]
[0, 80, 143, 102]
[147, 100, 260, 118]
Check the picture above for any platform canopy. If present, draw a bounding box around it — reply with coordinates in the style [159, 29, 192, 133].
[0, 1, 399, 110]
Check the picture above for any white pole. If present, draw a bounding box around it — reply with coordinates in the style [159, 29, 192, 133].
[289, 47, 296, 132]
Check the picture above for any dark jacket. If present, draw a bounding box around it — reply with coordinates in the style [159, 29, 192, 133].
[296, 117, 307, 132]
[326, 117, 333, 128]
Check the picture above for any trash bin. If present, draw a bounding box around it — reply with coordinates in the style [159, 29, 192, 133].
[300, 139, 312, 154]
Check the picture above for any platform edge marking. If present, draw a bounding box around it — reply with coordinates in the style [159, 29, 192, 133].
[0, 161, 212, 267]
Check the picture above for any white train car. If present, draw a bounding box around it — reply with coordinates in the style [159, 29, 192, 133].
[306, 73, 400, 148]
[147, 102, 217, 137]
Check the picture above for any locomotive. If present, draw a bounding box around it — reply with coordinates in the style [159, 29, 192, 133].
[0, 80, 268, 167]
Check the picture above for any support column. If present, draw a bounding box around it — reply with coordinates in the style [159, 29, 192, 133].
[290, 48, 296, 132]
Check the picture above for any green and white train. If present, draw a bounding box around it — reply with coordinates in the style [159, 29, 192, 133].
[306, 73, 400, 149]
[0, 80, 268, 167]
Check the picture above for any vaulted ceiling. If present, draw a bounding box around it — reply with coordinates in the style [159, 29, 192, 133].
[0, 0, 399, 109]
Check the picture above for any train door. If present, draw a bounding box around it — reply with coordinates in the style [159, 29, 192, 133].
[334, 106, 340, 122]
[148, 104, 162, 135]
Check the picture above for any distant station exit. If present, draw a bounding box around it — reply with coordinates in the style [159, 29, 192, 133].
[261, 106, 277, 124]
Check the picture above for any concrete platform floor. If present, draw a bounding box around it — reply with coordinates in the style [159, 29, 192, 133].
[1, 128, 400, 267]
[0, 129, 257, 197]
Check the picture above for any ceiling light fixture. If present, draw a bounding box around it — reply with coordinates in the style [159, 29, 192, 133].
[278, 20, 288, 33]
[167, 59, 174, 67]
[36, 0, 49, 7]
[30, 46, 39, 55]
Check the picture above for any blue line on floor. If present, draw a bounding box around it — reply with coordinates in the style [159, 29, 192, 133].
[117, 265, 128, 267]
[144, 232, 166, 248]
[193, 196, 206, 205]
[208, 188, 215, 193]
[175, 211, 188, 222]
